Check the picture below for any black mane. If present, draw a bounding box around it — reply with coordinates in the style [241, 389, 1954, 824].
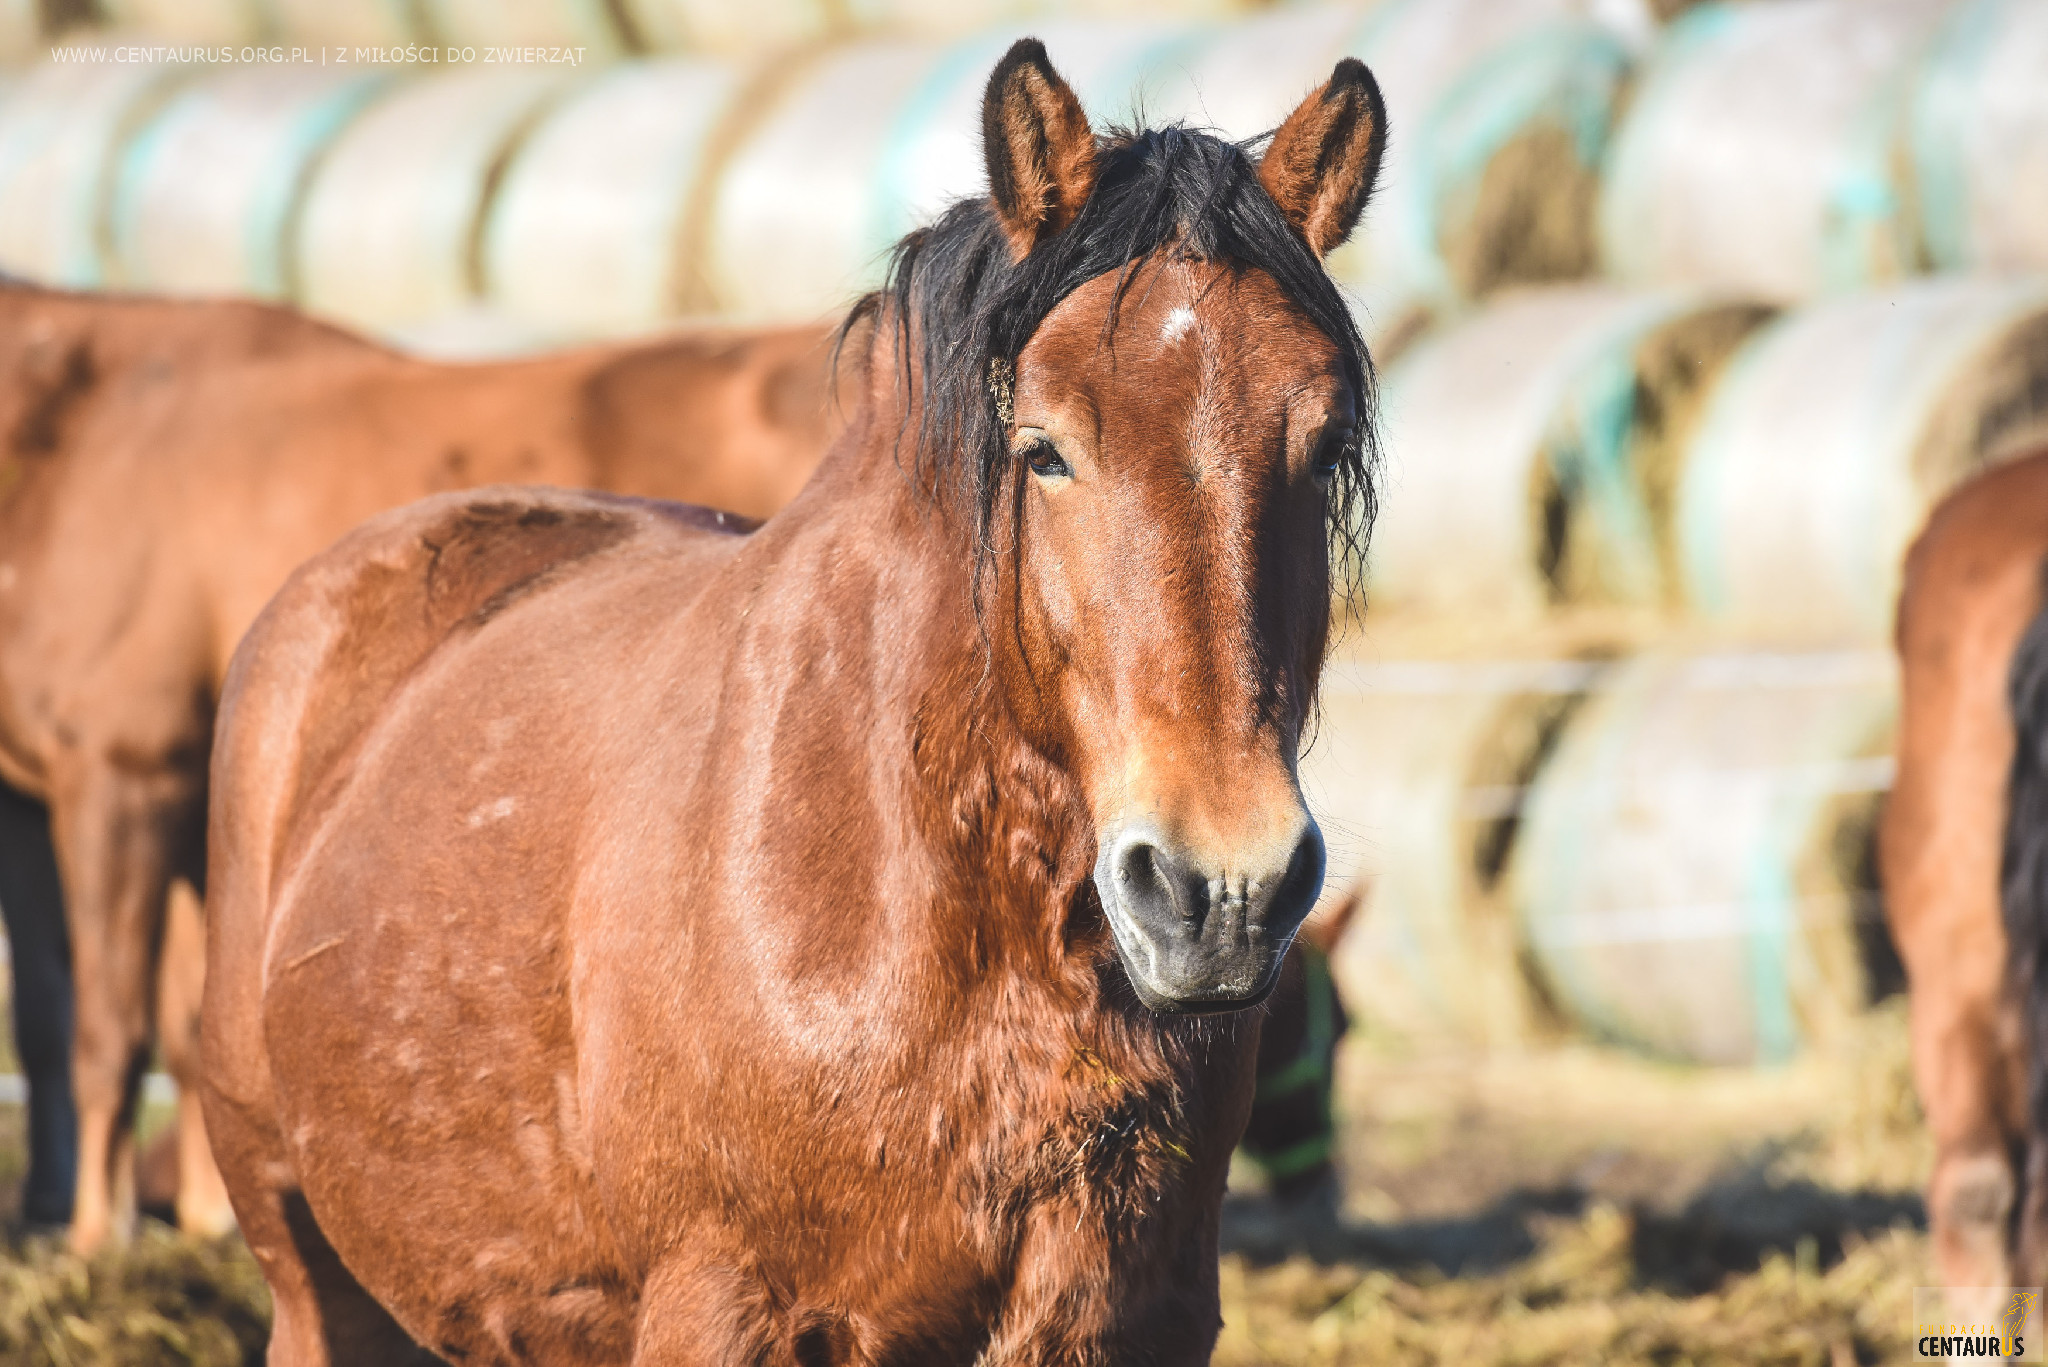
[841, 121, 1380, 601]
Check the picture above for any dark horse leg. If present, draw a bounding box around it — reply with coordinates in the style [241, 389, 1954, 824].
[0, 782, 78, 1228]
[1240, 941, 1347, 1202]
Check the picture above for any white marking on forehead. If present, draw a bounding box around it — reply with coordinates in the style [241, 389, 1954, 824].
[1159, 305, 1196, 343]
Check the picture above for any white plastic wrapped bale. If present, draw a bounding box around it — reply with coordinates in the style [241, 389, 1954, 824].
[261, 0, 422, 46]
[108, 65, 392, 299]
[1907, 0, 2048, 275]
[0, 51, 191, 288]
[622, 0, 833, 56]
[415, 0, 628, 56]
[1329, 0, 1634, 344]
[1133, 4, 1365, 140]
[1367, 284, 1772, 623]
[295, 65, 577, 331]
[1509, 649, 1896, 1065]
[846, 16, 1294, 264]
[1303, 654, 1603, 1049]
[1599, 0, 1950, 301]
[98, 0, 262, 42]
[861, 0, 1256, 41]
[1678, 279, 2048, 643]
[703, 21, 1199, 321]
[484, 59, 739, 332]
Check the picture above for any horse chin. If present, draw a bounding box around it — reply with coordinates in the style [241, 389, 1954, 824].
[1120, 963, 1282, 1016]
[1097, 894, 1291, 1016]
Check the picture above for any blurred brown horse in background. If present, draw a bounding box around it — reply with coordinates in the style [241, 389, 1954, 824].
[203, 40, 1384, 1364]
[0, 282, 838, 1251]
[1886, 442, 2048, 1318]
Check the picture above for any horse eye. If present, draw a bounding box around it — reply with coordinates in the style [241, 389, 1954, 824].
[1311, 426, 1354, 483]
[1021, 435, 1072, 480]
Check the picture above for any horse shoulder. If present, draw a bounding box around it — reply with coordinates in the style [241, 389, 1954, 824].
[220, 488, 660, 885]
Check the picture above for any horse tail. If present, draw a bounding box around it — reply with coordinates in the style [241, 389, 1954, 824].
[2004, 574, 2048, 1225]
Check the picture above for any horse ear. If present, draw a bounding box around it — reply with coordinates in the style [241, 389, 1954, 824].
[1259, 59, 1388, 258]
[982, 38, 1097, 260]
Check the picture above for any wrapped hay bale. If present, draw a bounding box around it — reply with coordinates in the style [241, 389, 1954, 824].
[700, 39, 940, 321]
[627, 0, 1264, 57]
[0, 50, 191, 287]
[1599, 0, 1950, 300]
[1906, 0, 2048, 275]
[1367, 284, 1772, 622]
[703, 21, 1197, 320]
[1304, 654, 1603, 1048]
[261, 0, 422, 46]
[98, 0, 262, 43]
[483, 58, 739, 332]
[621, 0, 833, 56]
[1678, 278, 2048, 642]
[108, 65, 392, 298]
[866, 0, 1257, 41]
[415, 0, 629, 56]
[295, 64, 577, 330]
[703, 4, 1627, 326]
[1510, 649, 1896, 1064]
[1329, 0, 1634, 343]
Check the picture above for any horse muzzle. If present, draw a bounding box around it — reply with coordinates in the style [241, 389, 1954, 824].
[1092, 815, 1327, 1014]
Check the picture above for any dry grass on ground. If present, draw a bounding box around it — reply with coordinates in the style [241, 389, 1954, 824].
[0, 1001, 1933, 1365]
[1218, 998, 1932, 1366]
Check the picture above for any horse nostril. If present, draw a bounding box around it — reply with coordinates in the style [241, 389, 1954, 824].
[1111, 835, 1200, 925]
[1255, 822, 1327, 933]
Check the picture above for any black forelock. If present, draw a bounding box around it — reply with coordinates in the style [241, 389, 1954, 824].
[838, 121, 1380, 604]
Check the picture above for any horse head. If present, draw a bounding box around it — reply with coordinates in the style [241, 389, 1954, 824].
[878, 41, 1385, 1014]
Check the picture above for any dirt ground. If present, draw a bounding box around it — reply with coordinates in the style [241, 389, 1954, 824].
[0, 1000, 1932, 1365]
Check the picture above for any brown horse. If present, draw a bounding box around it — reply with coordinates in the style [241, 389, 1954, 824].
[1885, 443, 2048, 1312]
[0, 283, 838, 1251]
[203, 41, 1385, 1364]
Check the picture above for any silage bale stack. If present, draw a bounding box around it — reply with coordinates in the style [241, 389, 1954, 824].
[0, 44, 192, 288]
[699, 18, 1216, 320]
[96, 0, 259, 44]
[1905, 0, 2048, 276]
[1304, 654, 1605, 1049]
[622, 0, 834, 57]
[1675, 277, 2048, 642]
[1508, 649, 1896, 1065]
[108, 64, 393, 298]
[413, 0, 631, 56]
[1308, 283, 1772, 1052]
[691, 2, 1638, 332]
[1600, 0, 1953, 300]
[0, 3, 1645, 343]
[483, 57, 739, 331]
[260, 0, 421, 47]
[1366, 283, 1772, 624]
[1328, 0, 1635, 346]
[294, 62, 582, 333]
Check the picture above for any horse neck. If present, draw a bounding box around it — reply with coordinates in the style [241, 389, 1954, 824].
[800, 345, 1098, 991]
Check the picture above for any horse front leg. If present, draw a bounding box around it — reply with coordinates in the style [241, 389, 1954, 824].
[159, 876, 233, 1236]
[47, 754, 201, 1253]
[630, 1252, 780, 1366]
